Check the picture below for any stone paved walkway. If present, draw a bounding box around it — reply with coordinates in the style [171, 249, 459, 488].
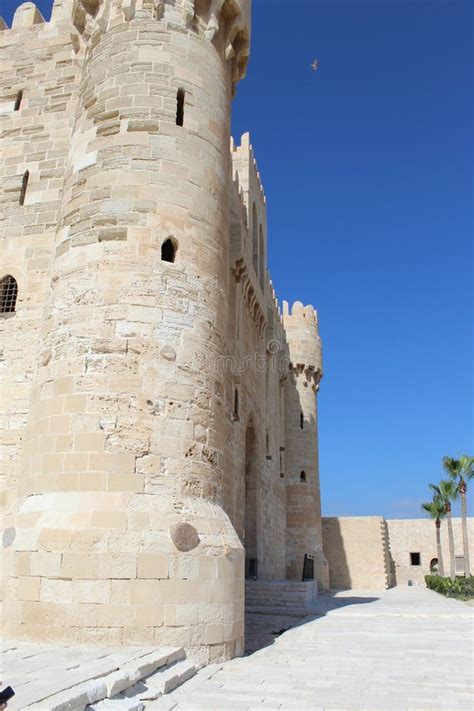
[155, 587, 474, 710]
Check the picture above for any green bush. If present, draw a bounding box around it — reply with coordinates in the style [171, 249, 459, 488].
[425, 575, 474, 598]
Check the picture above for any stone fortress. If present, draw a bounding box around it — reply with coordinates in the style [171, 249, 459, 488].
[1, 0, 473, 674]
[0, 0, 329, 663]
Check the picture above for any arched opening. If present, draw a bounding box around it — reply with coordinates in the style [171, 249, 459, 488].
[252, 203, 258, 275]
[0, 275, 18, 314]
[161, 238, 177, 263]
[176, 89, 185, 126]
[244, 423, 258, 579]
[258, 224, 265, 290]
[300, 470, 306, 482]
[429, 557, 439, 574]
[19, 170, 29, 206]
[14, 90, 23, 111]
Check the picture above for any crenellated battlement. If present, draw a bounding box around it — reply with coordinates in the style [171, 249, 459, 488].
[232, 131, 266, 205]
[283, 300, 319, 326]
[1, 0, 250, 91]
[282, 301, 323, 385]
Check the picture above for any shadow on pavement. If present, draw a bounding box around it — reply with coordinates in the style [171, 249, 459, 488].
[245, 592, 380, 655]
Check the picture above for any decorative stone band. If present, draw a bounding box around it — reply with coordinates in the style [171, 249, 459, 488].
[232, 257, 266, 335]
[290, 362, 323, 393]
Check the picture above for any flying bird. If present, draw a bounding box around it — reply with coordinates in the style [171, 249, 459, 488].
[311, 59, 320, 72]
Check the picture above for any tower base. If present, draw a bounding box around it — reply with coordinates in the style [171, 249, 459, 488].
[3, 492, 244, 664]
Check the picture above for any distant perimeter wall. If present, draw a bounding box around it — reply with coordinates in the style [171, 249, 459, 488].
[322, 517, 391, 590]
[387, 518, 474, 585]
[322, 516, 474, 589]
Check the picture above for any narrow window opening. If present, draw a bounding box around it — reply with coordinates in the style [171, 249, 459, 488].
[266, 430, 269, 454]
[14, 90, 23, 111]
[410, 552, 421, 566]
[19, 170, 29, 206]
[0, 275, 18, 314]
[233, 388, 239, 419]
[300, 412, 304, 429]
[161, 238, 176, 263]
[300, 471, 306, 482]
[176, 89, 185, 127]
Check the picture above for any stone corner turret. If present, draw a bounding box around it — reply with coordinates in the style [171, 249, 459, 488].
[66, 0, 251, 93]
[282, 300, 323, 388]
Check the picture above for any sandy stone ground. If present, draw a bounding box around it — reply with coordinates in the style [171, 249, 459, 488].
[154, 587, 474, 710]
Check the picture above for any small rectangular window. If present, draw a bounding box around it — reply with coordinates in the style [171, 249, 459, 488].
[14, 90, 23, 111]
[410, 552, 421, 566]
[176, 89, 185, 127]
[19, 170, 29, 206]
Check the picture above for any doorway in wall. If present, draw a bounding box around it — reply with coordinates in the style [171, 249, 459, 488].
[244, 423, 258, 579]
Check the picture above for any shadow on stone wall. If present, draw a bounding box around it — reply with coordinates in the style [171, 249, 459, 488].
[321, 517, 352, 589]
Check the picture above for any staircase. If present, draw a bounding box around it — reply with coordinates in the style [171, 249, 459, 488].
[21, 647, 196, 710]
[245, 579, 319, 616]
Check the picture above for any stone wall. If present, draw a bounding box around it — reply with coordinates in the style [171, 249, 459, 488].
[387, 517, 474, 585]
[322, 517, 390, 590]
[1, 0, 327, 661]
[0, 0, 81, 512]
[323, 516, 474, 590]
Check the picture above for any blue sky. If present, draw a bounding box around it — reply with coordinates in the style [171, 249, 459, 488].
[3, 0, 472, 518]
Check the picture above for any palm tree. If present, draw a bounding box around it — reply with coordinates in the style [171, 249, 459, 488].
[430, 480, 458, 581]
[421, 498, 446, 577]
[442, 455, 474, 577]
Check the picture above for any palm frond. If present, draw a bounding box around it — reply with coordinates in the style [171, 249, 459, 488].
[459, 455, 474, 482]
[442, 456, 460, 480]
[421, 499, 445, 520]
[439, 478, 459, 502]
[442, 455, 474, 485]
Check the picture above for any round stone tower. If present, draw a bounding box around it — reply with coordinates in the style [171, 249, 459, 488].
[282, 301, 329, 589]
[3, 0, 251, 662]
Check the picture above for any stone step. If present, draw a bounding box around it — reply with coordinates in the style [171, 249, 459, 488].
[245, 580, 319, 618]
[21, 648, 187, 711]
[138, 660, 196, 697]
[87, 660, 196, 710]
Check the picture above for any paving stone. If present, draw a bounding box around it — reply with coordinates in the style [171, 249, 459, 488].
[152, 588, 473, 710]
[142, 661, 196, 696]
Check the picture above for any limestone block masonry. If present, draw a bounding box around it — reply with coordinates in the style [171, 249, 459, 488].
[322, 516, 474, 590]
[0, 1, 327, 662]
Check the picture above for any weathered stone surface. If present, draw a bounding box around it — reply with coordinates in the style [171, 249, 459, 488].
[3, 526, 16, 547]
[0, 0, 327, 666]
[1, 642, 189, 710]
[103, 669, 141, 698]
[153, 588, 474, 711]
[322, 516, 474, 589]
[169, 523, 200, 553]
